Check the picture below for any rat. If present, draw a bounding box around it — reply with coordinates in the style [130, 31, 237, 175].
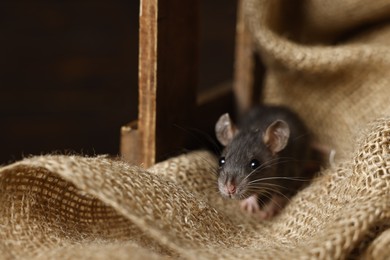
[215, 105, 314, 220]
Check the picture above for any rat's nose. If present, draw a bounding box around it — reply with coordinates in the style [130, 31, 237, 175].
[226, 180, 237, 195]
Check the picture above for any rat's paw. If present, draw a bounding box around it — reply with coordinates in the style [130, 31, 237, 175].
[257, 206, 280, 220]
[240, 194, 259, 214]
[257, 195, 288, 220]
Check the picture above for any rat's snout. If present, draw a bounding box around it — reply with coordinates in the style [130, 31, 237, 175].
[218, 174, 244, 199]
[222, 177, 237, 197]
[226, 180, 237, 195]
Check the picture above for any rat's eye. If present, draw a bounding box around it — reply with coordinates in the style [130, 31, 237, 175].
[250, 159, 260, 170]
[218, 157, 226, 167]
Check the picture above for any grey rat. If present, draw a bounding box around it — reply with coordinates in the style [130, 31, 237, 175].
[215, 105, 313, 219]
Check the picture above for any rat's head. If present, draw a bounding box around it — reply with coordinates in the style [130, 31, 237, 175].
[215, 113, 290, 200]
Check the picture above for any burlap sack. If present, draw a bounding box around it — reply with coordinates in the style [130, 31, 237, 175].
[244, 0, 390, 160]
[1, 0, 390, 259]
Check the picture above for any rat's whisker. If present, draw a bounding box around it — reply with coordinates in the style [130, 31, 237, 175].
[247, 186, 291, 204]
[259, 182, 301, 193]
[257, 192, 272, 208]
[249, 156, 300, 179]
[256, 158, 299, 172]
[292, 132, 310, 142]
[247, 181, 287, 191]
[192, 153, 220, 175]
[251, 176, 310, 183]
[242, 157, 283, 182]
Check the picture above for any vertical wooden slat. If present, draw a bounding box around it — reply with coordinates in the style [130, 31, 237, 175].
[120, 120, 141, 164]
[121, 0, 199, 167]
[233, 0, 255, 115]
[138, 0, 158, 167]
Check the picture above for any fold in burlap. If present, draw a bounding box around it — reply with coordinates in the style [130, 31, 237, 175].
[2, 0, 390, 259]
[1, 118, 390, 259]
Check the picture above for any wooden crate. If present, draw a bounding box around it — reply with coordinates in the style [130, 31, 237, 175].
[121, 0, 262, 167]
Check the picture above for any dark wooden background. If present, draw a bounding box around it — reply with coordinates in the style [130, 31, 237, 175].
[0, 0, 236, 165]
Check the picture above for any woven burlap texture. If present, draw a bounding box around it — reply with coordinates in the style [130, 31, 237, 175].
[2, 0, 390, 259]
[244, 0, 390, 160]
[1, 118, 390, 259]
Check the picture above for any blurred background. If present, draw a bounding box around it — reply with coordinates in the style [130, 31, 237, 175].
[0, 0, 237, 164]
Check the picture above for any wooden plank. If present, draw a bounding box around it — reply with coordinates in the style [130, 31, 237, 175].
[137, 0, 158, 167]
[233, 0, 255, 115]
[121, 0, 199, 167]
[120, 120, 141, 165]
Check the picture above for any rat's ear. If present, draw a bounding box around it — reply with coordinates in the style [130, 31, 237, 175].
[263, 120, 290, 154]
[215, 113, 237, 146]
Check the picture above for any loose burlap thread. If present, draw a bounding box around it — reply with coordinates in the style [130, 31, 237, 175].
[2, 0, 390, 259]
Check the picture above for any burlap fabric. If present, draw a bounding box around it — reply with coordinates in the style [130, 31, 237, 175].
[2, 0, 390, 259]
[245, 0, 390, 160]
